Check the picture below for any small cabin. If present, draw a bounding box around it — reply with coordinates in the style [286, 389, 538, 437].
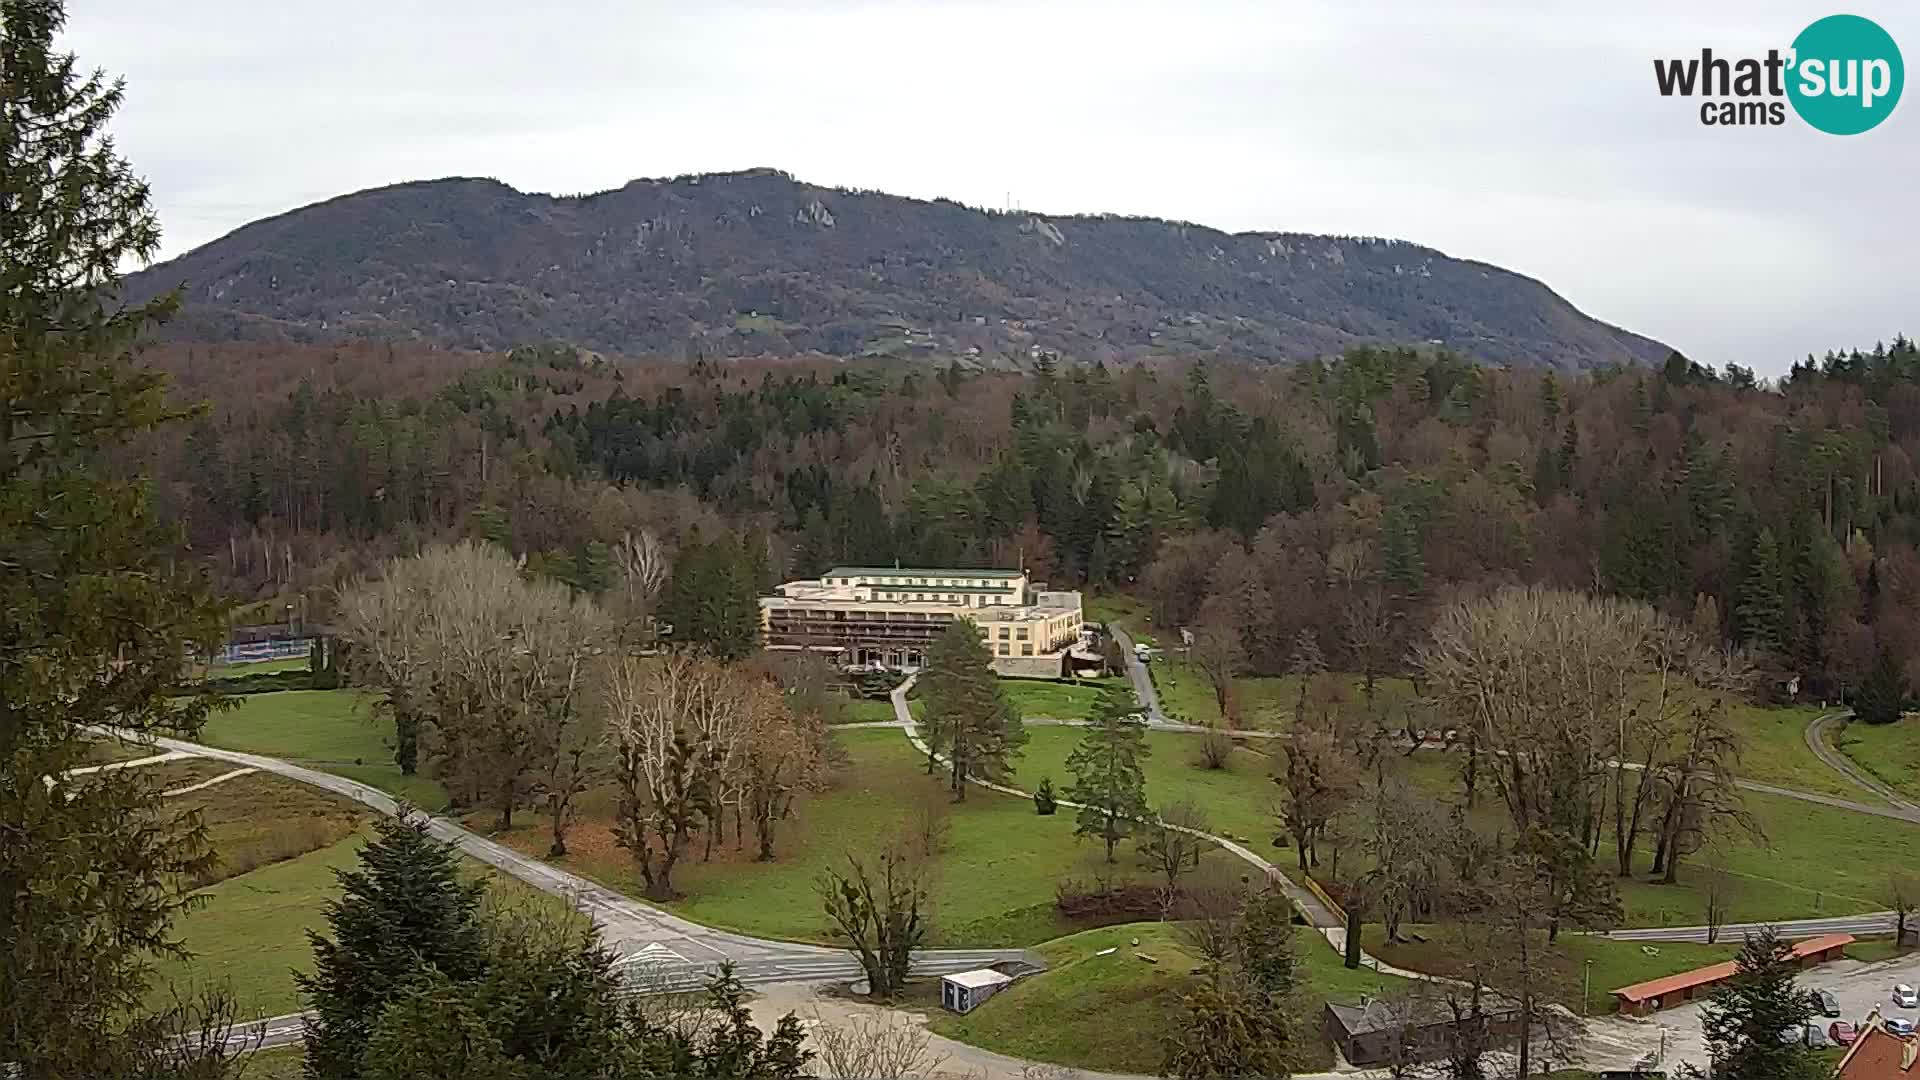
[940, 968, 1014, 1014]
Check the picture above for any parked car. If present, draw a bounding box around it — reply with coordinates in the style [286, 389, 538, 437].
[1888, 1017, 1918, 1037]
[1830, 1021, 1858, 1046]
[1896, 983, 1919, 1008]
[1812, 988, 1841, 1017]
[1804, 1023, 1832, 1049]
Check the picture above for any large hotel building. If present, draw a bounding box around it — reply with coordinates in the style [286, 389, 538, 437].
[760, 566, 1086, 677]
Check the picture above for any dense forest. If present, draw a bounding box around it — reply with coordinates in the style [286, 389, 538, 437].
[140, 336, 1920, 701]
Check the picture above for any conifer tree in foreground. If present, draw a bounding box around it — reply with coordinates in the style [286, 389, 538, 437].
[299, 812, 489, 1078]
[1694, 927, 1825, 1080]
[0, 0, 232, 1072]
[1063, 682, 1152, 861]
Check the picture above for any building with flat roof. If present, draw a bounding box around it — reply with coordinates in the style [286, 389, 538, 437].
[760, 566, 1084, 677]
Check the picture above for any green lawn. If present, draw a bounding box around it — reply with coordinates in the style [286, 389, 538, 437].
[1084, 592, 1152, 641]
[1724, 703, 1865, 800]
[927, 921, 1407, 1075]
[1386, 753, 1920, 926]
[155, 832, 365, 1017]
[1833, 716, 1920, 802]
[1009, 726, 1278, 844]
[158, 829, 587, 1018]
[83, 736, 169, 764]
[838, 697, 902, 723]
[193, 690, 448, 810]
[481, 729, 1163, 947]
[1000, 677, 1129, 721]
[1372, 925, 1738, 1014]
[1847, 936, 1909, 964]
[1150, 659, 1415, 731]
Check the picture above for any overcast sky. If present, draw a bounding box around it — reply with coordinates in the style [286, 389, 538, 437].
[66, 0, 1917, 375]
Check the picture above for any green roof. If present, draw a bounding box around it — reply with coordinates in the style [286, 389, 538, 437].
[869, 584, 1016, 594]
[826, 567, 1025, 579]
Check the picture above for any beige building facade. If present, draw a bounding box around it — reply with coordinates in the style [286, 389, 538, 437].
[761, 566, 1084, 676]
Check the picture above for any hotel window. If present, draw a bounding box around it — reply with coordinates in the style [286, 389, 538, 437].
[1020, 644, 1033, 656]
[997, 643, 1009, 656]
[1015, 627, 1029, 640]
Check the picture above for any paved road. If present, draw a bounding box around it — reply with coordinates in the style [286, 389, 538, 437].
[119, 731, 1041, 1047]
[1807, 710, 1920, 815]
[1603, 913, 1901, 944]
[1107, 624, 1169, 724]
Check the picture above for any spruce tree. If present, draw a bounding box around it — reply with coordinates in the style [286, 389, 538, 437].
[1063, 683, 1152, 862]
[1698, 928, 1825, 1080]
[920, 620, 1025, 800]
[1735, 528, 1788, 653]
[1, 1, 231, 1072]
[1853, 642, 1908, 725]
[299, 812, 489, 1078]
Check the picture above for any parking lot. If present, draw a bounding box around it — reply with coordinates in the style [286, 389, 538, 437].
[1581, 947, 1920, 1073]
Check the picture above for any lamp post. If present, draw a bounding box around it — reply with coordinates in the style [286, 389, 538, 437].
[1584, 958, 1593, 1017]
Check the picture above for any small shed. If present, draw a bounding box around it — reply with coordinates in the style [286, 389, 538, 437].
[1324, 995, 1522, 1067]
[940, 968, 1014, 1014]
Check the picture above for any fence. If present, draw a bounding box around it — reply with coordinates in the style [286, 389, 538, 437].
[216, 638, 313, 665]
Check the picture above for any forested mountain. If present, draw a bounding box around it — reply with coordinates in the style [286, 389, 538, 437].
[142, 336, 1920, 702]
[125, 168, 1668, 370]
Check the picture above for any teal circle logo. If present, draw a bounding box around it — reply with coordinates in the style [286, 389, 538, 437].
[1787, 14, 1903, 135]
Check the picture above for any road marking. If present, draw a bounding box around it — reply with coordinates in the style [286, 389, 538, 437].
[615, 941, 689, 966]
[162, 767, 258, 797]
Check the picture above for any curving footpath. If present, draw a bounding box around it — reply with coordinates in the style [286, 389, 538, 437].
[1806, 710, 1920, 815]
[109, 730, 1039, 1049]
[884, 677, 1435, 986]
[125, 669, 1917, 1068]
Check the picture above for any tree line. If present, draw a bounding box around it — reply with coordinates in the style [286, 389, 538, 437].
[135, 322, 1920, 714]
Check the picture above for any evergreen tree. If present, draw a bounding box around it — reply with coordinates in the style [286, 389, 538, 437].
[920, 620, 1025, 800]
[1160, 977, 1292, 1080]
[1853, 642, 1908, 724]
[1557, 419, 1579, 488]
[1062, 683, 1152, 861]
[1234, 888, 1298, 1006]
[1381, 505, 1424, 601]
[299, 812, 489, 1078]
[660, 536, 760, 661]
[1698, 928, 1826, 1080]
[1735, 529, 1789, 653]
[1531, 443, 1559, 504]
[0, 2, 233, 1072]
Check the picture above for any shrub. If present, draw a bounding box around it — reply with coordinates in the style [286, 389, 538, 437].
[1194, 727, 1234, 770]
[1034, 775, 1059, 815]
[1053, 877, 1161, 920]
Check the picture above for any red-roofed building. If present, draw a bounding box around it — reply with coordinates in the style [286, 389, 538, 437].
[1608, 933, 1854, 1016]
[1835, 1018, 1920, 1079]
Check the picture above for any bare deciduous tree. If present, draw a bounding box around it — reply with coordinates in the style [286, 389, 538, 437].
[1702, 851, 1732, 945]
[1140, 800, 1212, 909]
[604, 653, 729, 898]
[808, 1009, 946, 1080]
[611, 527, 669, 645]
[1276, 727, 1360, 873]
[1189, 606, 1245, 722]
[816, 844, 930, 1001]
[1889, 872, 1918, 948]
[338, 541, 605, 845]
